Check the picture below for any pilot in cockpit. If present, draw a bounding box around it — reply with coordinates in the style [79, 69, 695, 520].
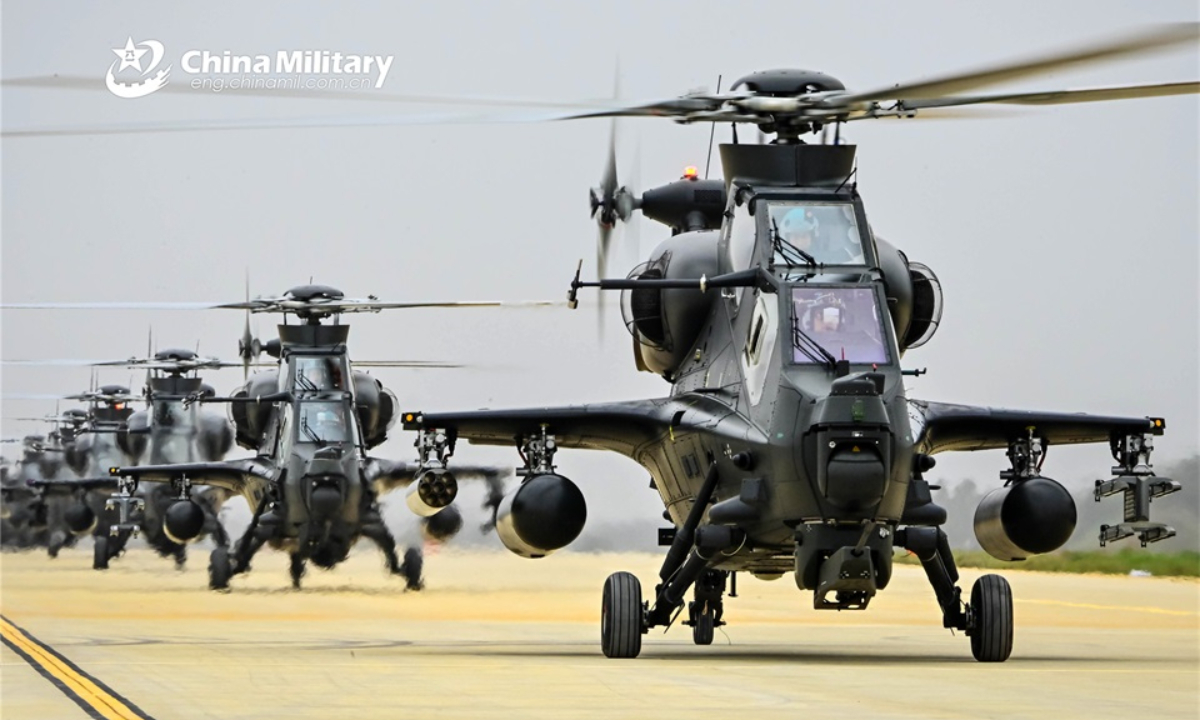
[812, 304, 845, 333]
[313, 409, 347, 439]
[779, 206, 864, 265]
[804, 296, 888, 364]
[780, 208, 819, 254]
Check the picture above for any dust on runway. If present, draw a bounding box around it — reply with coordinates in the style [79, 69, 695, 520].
[1, 546, 1197, 720]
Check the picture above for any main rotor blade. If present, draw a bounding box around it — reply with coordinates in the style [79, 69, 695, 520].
[350, 361, 467, 368]
[1, 358, 137, 367]
[2, 74, 620, 111]
[1, 94, 732, 137]
[899, 81, 1200, 110]
[1, 301, 223, 310]
[3, 299, 562, 312]
[219, 299, 565, 313]
[0, 108, 584, 138]
[836, 23, 1199, 105]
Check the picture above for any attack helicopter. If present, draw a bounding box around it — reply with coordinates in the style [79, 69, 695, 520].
[397, 26, 1196, 662]
[96, 286, 520, 590]
[0, 415, 88, 553]
[41, 386, 142, 567]
[14, 350, 239, 568]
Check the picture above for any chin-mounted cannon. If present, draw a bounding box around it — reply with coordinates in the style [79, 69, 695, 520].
[1095, 421, 1179, 547]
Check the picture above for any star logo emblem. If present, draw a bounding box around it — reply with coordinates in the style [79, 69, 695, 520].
[105, 38, 170, 99]
[112, 37, 149, 72]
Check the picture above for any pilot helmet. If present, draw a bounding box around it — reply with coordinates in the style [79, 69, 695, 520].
[781, 208, 818, 237]
[812, 296, 847, 329]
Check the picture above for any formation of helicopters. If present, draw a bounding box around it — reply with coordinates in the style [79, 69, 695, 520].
[2, 293, 531, 590]
[2, 24, 1195, 663]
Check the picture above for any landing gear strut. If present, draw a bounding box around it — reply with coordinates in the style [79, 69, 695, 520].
[600, 461, 742, 659]
[685, 569, 728, 645]
[897, 525, 1013, 662]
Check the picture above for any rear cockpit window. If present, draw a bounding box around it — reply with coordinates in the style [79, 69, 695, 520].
[292, 356, 347, 392]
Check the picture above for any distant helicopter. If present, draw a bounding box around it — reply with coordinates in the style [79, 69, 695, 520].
[1, 409, 97, 555]
[397, 26, 1195, 662]
[50, 386, 142, 567]
[89, 286, 531, 590]
[14, 350, 240, 569]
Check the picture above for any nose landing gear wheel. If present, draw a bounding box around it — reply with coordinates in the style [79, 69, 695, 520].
[601, 571, 643, 659]
[692, 603, 715, 646]
[969, 574, 1013, 662]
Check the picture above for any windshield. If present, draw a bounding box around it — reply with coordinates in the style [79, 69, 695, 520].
[768, 202, 864, 266]
[792, 287, 890, 365]
[297, 401, 353, 443]
[293, 356, 347, 392]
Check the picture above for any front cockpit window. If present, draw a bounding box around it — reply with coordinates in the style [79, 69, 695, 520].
[792, 287, 891, 365]
[297, 401, 353, 444]
[769, 202, 864, 267]
[292, 356, 347, 393]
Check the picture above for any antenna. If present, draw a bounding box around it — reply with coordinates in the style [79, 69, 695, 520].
[703, 75, 722, 180]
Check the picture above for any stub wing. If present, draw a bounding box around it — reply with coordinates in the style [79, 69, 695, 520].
[403, 396, 743, 458]
[908, 399, 1163, 455]
[24, 476, 121, 491]
[109, 459, 275, 500]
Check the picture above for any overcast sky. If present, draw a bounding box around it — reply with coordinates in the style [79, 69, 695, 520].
[2, 1, 1196, 545]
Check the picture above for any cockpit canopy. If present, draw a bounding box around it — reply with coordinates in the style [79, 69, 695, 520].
[296, 400, 356, 444]
[768, 201, 865, 267]
[792, 286, 891, 365]
[292, 355, 348, 393]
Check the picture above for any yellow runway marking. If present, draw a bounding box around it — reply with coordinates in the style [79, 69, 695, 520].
[1015, 599, 1196, 616]
[0, 615, 154, 720]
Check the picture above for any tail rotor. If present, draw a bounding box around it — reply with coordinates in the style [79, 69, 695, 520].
[587, 118, 641, 336]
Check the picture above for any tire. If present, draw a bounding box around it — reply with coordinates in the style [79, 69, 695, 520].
[400, 547, 424, 591]
[93, 536, 109, 570]
[970, 574, 1013, 662]
[601, 571, 643, 659]
[209, 547, 232, 591]
[693, 606, 715, 646]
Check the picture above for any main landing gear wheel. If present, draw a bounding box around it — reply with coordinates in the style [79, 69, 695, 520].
[601, 572, 643, 659]
[209, 546, 231, 591]
[400, 547, 424, 591]
[969, 574, 1013, 662]
[93, 536, 109, 570]
[692, 604, 715, 646]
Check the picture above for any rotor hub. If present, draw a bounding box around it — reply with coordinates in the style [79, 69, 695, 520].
[284, 285, 345, 302]
[730, 69, 846, 95]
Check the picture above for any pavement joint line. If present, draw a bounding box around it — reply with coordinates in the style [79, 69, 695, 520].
[1012, 599, 1196, 616]
[0, 615, 156, 720]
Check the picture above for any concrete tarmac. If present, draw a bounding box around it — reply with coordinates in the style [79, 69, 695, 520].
[1, 545, 1197, 719]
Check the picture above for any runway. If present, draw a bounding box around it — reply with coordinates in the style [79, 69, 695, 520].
[1, 546, 1197, 719]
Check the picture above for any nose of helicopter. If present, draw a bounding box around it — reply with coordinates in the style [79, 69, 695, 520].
[808, 372, 893, 514]
[305, 475, 344, 519]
